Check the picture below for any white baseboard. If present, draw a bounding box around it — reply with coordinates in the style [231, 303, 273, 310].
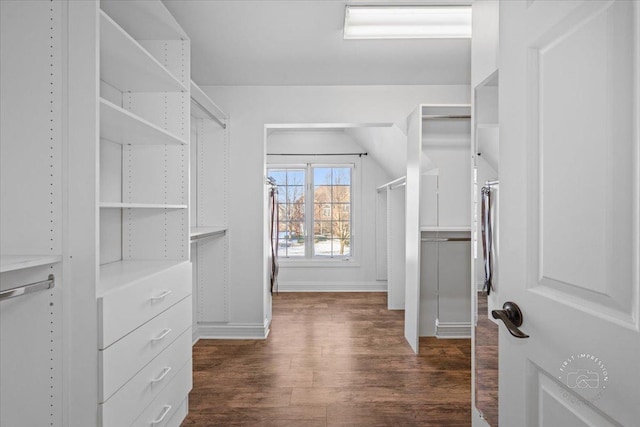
[435, 320, 472, 339]
[193, 318, 271, 341]
[276, 280, 387, 292]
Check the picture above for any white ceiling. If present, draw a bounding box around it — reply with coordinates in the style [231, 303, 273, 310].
[163, 0, 471, 86]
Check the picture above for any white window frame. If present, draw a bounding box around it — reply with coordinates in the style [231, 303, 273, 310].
[267, 160, 359, 266]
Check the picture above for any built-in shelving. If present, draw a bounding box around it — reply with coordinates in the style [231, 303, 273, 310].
[190, 226, 227, 241]
[100, 11, 187, 93]
[100, 98, 188, 146]
[100, 202, 187, 209]
[100, 0, 188, 41]
[98, 260, 186, 297]
[0, 255, 63, 274]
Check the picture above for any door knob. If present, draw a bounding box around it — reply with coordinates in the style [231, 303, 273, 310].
[491, 301, 529, 338]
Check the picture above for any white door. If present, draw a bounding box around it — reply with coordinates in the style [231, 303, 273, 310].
[404, 106, 422, 352]
[499, 1, 639, 426]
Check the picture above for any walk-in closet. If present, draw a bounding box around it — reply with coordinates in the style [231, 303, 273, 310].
[4, 1, 629, 426]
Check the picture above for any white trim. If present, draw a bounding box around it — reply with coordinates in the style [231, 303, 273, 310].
[193, 318, 271, 341]
[435, 320, 472, 338]
[277, 281, 387, 292]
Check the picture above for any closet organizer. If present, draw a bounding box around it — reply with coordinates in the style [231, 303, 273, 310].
[189, 82, 230, 340]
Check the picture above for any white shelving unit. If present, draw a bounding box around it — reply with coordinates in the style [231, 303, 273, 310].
[0, 2, 65, 426]
[189, 81, 230, 340]
[96, 1, 192, 426]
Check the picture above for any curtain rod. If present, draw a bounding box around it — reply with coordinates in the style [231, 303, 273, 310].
[267, 152, 368, 157]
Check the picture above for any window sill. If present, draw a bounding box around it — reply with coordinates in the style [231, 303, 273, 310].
[278, 259, 361, 268]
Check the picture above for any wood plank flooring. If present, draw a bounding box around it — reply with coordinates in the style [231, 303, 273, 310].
[182, 292, 471, 426]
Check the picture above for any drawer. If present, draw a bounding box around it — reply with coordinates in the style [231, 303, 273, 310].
[131, 361, 192, 427]
[99, 261, 192, 349]
[99, 296, 192, 402]
[100, 328, 192, 427]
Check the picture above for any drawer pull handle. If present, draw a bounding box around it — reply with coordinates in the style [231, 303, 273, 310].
[151, 328, 172, 342]
[151, 404, 172, 425]
[150, 366, 172, 384]
[151, 290, 172, 301]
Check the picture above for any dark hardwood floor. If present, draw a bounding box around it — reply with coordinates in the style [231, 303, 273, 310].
[182, 292, 471, 426]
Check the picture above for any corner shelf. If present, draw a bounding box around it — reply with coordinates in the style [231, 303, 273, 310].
[100, 202, 187, 209]
[100, 10, 187, 93]
[100, 98, 188, 146]
[190, 226, 227, 241]
[0, 255, 63, 273]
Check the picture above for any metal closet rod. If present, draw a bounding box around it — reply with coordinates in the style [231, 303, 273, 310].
[422, 115, 471, 119]
[191, 98, 227, 129]
[421, 237, 472, 242]
[485, 179, 500, 186]
[0, 274, 55, 302]
[267, 152, 368, 157]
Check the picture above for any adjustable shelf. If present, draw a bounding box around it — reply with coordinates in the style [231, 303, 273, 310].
[0, 255, 63, 274]
[100, 11, 187, 93]
[100, 202, 187, 209]
[100, 98, 188, 146]
[190, 226, 227, 241]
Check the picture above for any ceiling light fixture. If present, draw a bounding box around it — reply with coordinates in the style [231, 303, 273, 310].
[343, 5, 472, 40]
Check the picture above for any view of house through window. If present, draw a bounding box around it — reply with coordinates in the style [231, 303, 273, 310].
[268, 165, 352, 259]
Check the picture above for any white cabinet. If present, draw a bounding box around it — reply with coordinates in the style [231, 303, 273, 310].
[96, 1, 192, 426]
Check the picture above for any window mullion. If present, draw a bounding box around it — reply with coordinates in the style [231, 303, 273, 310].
[306, 163, 313, 258]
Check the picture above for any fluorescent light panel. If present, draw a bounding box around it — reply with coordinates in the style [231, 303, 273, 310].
[344, 5, 472, 39]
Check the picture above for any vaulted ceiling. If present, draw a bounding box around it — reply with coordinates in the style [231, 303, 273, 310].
[163, 0, 471, 86]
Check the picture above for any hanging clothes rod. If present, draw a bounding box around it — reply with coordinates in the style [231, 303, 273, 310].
[267, 152, 368, 157]
[0, 274, 55, 302]
[422, 115, 471, 119]
[377, 175, 406, 192]
[389, 182, 406, 190]
[484, 179, 500, 186]
[421, 237, 472, 242]
[191, 98, 227, 129]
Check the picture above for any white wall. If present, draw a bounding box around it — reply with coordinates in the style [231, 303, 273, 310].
[203, 85, 470, 326]
[267, 130, 390, 291]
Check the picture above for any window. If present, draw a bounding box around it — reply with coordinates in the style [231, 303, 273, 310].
[268, 164, 353, 259]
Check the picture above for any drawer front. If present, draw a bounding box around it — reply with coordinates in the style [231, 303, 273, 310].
[99, 262, 192, 349]
[131, 361, 192, 427]
[99, 296, 191, 402]
[100, 328, 192, 427]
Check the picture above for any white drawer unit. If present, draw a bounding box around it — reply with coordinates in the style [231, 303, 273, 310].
[99, 328, 192, 427]
[131, 361, 193, 427]
[99, 296, 192, 402]
[98, 261, 192, 349]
